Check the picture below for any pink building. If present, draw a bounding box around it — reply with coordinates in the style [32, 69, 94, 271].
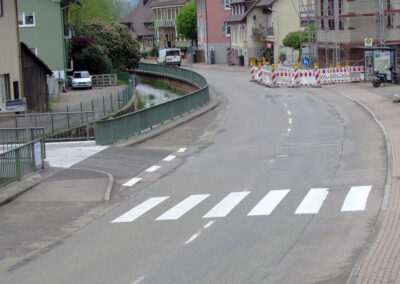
[196, 0, 231, 64]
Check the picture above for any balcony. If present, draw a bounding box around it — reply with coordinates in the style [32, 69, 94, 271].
[252, 26, 274, 39]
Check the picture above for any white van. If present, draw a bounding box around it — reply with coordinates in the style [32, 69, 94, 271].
[157, 48, 182, 66]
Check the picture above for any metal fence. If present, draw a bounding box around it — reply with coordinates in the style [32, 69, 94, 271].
[0, 127, 45, 153]
[95, 63, 209, 145]
[0, 139, 45, 187]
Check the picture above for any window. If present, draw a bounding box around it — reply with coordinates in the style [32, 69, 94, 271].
[222, 22, 230, 37]
[320, 0, 325, 30]
[18, 11, 35, 27]
[0, 74, 10, 108]
[224, 0, 231, 9]
[339, 0, 344, 30]
[386, 0, 393, 27]
[0, 0, 3, 17]
[328, 0, 335, 30]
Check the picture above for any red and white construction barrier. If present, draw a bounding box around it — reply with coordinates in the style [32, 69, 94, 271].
[250, 65, 365, 87]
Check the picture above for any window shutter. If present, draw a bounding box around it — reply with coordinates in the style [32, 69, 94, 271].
[222, 23, 226, 37]
[221, 0, 225, 9]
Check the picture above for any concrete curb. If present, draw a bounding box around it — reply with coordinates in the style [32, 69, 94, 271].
[73, 168, 114, 201]
[337, 93, 393, 284]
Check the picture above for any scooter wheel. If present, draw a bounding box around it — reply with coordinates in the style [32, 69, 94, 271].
[372, 81, 381, 88]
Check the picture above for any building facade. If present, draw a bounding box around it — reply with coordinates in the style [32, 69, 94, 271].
[196, 0, 231, 64]
[226, 0, 300, 66]
[121, 0, 155, 52]
[17, 0, 80, 79]
[311, 0, 400, 68]
[0, 0, 22, 111]
[150, 0, 192, 50]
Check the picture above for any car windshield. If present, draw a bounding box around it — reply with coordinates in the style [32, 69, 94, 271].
[73, 72, 89, 78]
[166, 50, 180, 56]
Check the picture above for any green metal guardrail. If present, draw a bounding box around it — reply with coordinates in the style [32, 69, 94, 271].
[95, 63, 209, 145]
[0, 139, 45, 187]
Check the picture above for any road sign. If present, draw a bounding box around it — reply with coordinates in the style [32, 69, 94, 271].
[302, 57, 310, 67]
[0, 99, 26, 112]
[364, 38, 373, 46]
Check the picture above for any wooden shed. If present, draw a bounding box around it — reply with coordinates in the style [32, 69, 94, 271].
[20, 42, 53, 112]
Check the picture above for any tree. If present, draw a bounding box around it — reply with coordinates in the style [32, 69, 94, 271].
[80, 19, 140, 70]
[74, 44, 113, 74]
[71, 36, 98, 56]
[283, 31, 301, 49]
[283, 25, 316, 50]
[72, 0, 131, 28]
[176, 3, 197, 44]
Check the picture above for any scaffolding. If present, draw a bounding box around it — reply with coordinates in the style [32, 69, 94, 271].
[299, 0, 400, 67]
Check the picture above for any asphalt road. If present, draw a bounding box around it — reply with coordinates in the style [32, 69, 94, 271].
[0, 67, 387, 284]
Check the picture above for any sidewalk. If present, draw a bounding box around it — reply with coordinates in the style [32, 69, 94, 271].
[328, 83, 400, 284]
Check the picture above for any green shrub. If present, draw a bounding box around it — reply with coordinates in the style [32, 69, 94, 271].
[148, 94, 155, 100]
[74, 44, 112, 74]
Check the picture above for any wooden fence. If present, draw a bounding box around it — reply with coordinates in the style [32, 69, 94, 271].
[91, 74, 118, 87]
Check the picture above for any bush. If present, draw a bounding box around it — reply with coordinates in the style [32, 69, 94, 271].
[80, 19, 141, 70]
[74, 45, 113, 74]
[149, 46, 158, 57]
[72, 36, 98, 56]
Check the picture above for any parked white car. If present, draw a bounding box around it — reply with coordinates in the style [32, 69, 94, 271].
[157, 48, 182, 66]
[72, 71, 92, 89]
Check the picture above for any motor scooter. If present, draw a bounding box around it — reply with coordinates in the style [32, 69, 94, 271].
[372, 66, 400, 87]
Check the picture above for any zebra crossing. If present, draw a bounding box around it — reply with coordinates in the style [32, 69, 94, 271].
[111, 186, 372, 224]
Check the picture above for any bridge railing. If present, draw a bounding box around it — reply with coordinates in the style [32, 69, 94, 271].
[95, 63, 209, 145]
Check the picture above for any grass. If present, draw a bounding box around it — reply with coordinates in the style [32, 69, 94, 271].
[118, 79, 128, 85]
[50, 95, 61, 110]
[164, 93, 171, 98]
[150, 102, 156, 107]
[151, 80, 186, 96]
[136, 94, 146, 110]
[148, 94, 155, 100]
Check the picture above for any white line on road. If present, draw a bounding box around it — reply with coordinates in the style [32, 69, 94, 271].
[203, 191, 250, 218]
[203, 220, 215, 229]
[156, 194, 210, 220]
[123, 177, 142, 187]
[248, 190, 290, 216]
[111, 197, 169, 223]
[185, 231, 201, 244]
[163, 155, 176, 162]
[295, 188, 329, 214]
[341, 186, 372, 212]
[177, 148, 187, 153]
[131, 275, 146, 284]
[283, 103, 288, 108]
[289, 118, 293, 125]
[287, 110, 291, 116]
[145, 165, 161, 172]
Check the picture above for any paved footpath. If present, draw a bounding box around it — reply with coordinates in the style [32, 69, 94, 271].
[327, 83, 400, 284]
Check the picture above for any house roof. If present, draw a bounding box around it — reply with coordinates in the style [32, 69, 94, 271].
[150, 0, 187, 8]
[225, 0, 258, 23]
[20, 42, 52, 75]
[255, 0, 274, 6]
[120, 0, 154, 37]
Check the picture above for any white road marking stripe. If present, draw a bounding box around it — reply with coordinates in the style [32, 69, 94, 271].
[156, 194, 210, 220]
[289, 118, 293, 125]
[185, 232, 201, 244]
[145, 165, 161, 172]
[163, 155, 176, 162]
[111, 197, 169, 223]
[287, 110, 291, 116]
[123, 177, 142, 187]
[295, 188, 329, 214]
[341, 186, 372, 212]
[283, 103, 288, 108]
[248, 190, 290, 216]
[204, 220, 215, 229]
[203, 192, 250, 218]
[177, 148, 187, 153]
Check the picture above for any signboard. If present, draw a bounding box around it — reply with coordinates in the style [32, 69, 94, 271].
[374, 51, 392, 78]
[302, 56, 310, 67]
[239, 24, 246, 31]
[364, 38, 373, 46]
[34, 141, 43, 170]
[0, 99, 26, 112]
